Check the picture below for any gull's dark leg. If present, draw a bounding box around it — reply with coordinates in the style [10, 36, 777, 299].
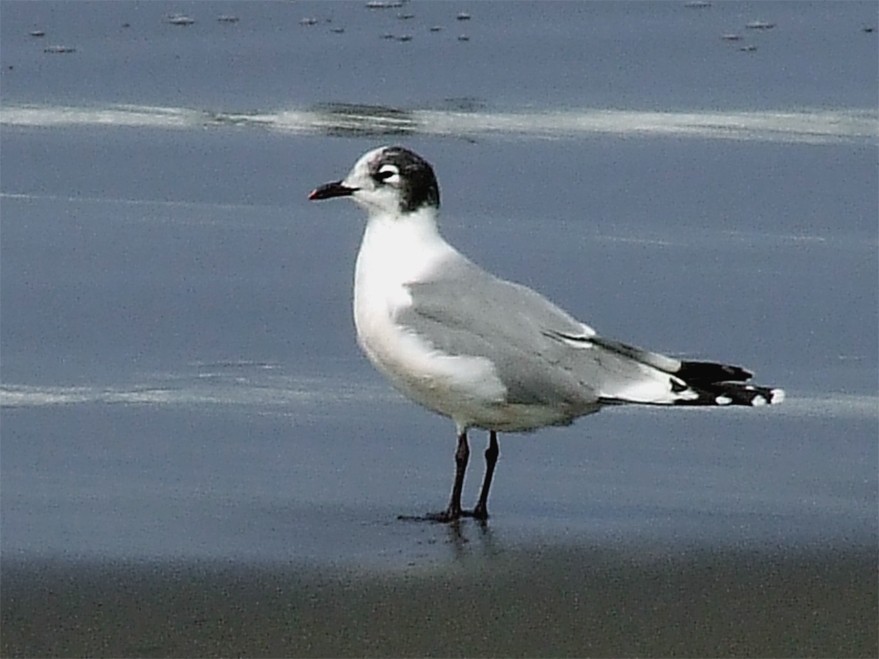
[470, 431, 499, 520]
[445, 431, 470, 519]
[416, 430, 469, 523]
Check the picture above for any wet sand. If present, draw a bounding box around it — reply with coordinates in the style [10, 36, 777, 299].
[2, 542, 876, 657]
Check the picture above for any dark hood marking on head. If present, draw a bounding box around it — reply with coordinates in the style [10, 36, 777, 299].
[373, 146, 440, 213]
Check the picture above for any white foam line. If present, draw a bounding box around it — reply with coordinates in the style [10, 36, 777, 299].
[765, 393, 879, 421]
[2, 383, 875, 421]
[0, 380, 398, 410]
[0, 103, 202, 129]
[0, 190, 273, 213]
[415, 108, 879, 144]
[2, 103, 876, 145]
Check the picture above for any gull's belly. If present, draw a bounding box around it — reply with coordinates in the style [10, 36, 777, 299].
[354, 283, 504, 421]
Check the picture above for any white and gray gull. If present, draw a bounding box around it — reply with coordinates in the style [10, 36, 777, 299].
[308, 146, 784, 522]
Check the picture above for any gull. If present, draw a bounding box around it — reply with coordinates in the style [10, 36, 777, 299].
[308, 146, 784, 522]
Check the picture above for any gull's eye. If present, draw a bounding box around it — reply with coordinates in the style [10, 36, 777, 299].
[374, 164, 400, 184]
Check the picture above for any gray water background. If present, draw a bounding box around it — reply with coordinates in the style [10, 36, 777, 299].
[1, 0, 876, 567]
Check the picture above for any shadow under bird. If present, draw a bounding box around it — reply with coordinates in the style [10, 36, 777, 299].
[309, 146, 784, 523]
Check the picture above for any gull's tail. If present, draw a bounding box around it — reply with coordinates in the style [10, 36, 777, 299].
[583, 336, 785, 407]
[671, 360, 785, 407]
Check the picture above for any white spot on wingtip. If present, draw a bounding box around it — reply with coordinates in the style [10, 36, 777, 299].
[715, 395, 732, 405]
[770, 388, 785, 404]
[752, 395, 767, 406]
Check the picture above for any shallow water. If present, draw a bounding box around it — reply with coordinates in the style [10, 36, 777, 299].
[2, 128, 876, 562]
[2, 0, 877, 109]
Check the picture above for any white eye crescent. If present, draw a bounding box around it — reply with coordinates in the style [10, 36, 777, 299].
[375, 164, 400, 183]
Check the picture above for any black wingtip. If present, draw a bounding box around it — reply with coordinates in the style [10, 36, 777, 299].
[674, 360, 783, 406]
[679, 382, 785, 406]
[677, 360, 753, 385]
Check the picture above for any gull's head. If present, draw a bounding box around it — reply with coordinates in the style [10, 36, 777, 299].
[308, 146, 440, 217]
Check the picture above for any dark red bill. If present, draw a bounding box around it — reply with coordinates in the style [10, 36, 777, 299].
[308, 181, 357, 201]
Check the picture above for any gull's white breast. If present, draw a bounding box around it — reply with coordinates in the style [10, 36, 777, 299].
[352, 210, 508, 429]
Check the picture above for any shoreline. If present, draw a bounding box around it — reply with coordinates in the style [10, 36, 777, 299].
[3, 543, 876, 657]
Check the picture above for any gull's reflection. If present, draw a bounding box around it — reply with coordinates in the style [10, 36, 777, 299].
[443, 517, 499, 560]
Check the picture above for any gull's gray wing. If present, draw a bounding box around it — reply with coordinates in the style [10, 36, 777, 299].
[398, 255, 779, 409]
[398, 257, 672, 407]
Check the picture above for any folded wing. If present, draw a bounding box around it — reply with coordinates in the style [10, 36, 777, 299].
[400, 258, 783, 412]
